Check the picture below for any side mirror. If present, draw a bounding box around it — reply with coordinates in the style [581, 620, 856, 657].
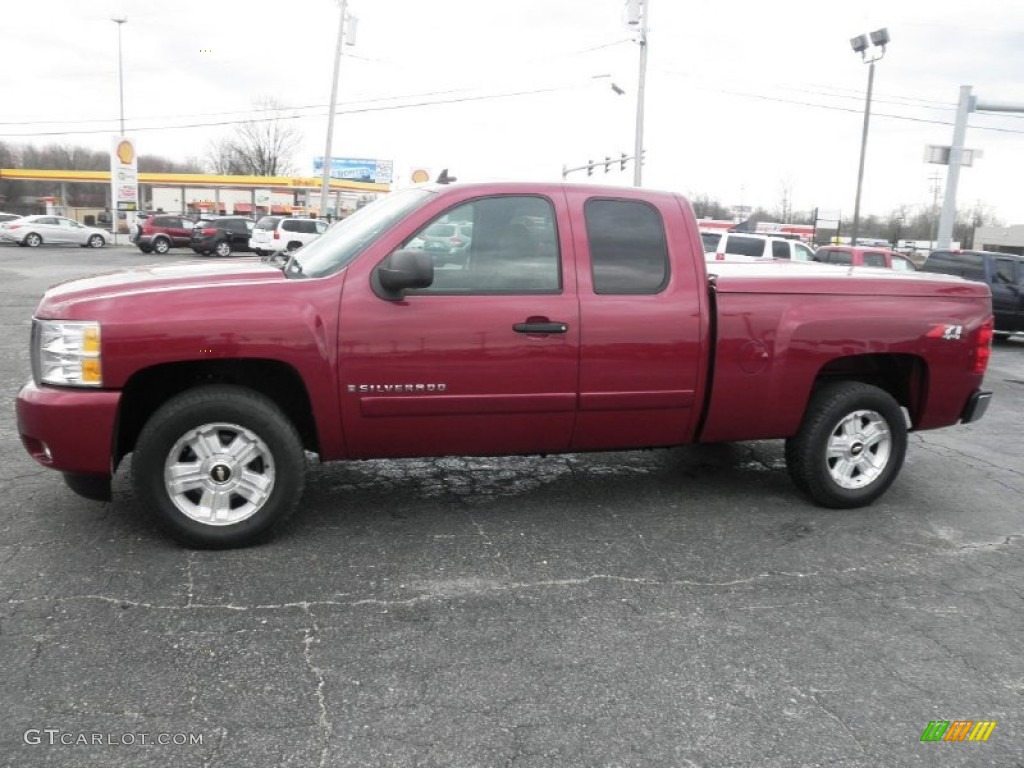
[374, 249, 434, 300]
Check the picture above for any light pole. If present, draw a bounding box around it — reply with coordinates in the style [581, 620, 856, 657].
[319, 0, 354, 221]
[112, 18, 127, 135]
[625, 0, 649, 187]
[849, 27, 889, 247]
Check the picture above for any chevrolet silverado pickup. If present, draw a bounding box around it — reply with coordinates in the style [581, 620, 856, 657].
[16, 182, 994, 547]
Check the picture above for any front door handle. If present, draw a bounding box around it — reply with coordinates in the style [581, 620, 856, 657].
[513, 321, 569, 334]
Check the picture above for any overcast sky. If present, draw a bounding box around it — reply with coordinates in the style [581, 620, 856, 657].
[2, 0, 1023, 223]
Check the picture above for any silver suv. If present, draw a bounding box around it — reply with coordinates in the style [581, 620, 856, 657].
[250, 216, 328, 255]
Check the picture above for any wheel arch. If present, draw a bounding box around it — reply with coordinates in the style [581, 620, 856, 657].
[115, 359, 320, 468]
[811, 353, 928, 428]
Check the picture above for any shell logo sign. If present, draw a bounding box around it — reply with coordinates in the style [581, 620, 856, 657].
[116, 140, 135, 165]
[410, 169, 431, 184]
[111, 135, 139, 212]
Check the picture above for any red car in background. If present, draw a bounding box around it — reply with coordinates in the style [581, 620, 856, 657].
[813, 245, 918, 271]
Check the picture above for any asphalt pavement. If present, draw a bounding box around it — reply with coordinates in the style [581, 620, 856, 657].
[1, 244, 1022, 767]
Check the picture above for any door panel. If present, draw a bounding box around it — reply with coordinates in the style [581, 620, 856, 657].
[337, 191, 580, 459]
[567, 189, 708, 450]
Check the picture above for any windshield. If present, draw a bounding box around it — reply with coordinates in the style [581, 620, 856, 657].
[289, 188, 435, 278]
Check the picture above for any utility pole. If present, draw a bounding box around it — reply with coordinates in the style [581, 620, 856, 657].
[112, 18, 127, 135]
[626, 0, 649, 187]
[319, 0, 350, 220]
[928, 172, 942, 246]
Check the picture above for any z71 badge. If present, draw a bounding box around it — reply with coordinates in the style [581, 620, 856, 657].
[926, 324, 964, 340]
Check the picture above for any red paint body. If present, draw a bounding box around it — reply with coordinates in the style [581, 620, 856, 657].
[16, 183, 992, 482]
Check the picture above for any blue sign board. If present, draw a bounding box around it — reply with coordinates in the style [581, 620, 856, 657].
[313, 156, 393, 184]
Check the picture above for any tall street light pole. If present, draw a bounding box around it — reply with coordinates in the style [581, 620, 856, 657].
[112, 17, 127, 135]
[627, 0, 649, 187]
[849, 27, 889, 247]
[320, 0, 349, 221]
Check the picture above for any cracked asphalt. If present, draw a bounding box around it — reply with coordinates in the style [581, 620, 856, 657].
[1, 245, 1022, 767]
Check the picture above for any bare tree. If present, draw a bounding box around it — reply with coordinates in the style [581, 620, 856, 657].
[689, 194, 731, 220]
[774, 179, 794, 223]
[206, 98, 301, 176]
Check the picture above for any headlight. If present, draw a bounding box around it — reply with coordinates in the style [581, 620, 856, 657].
[31, 319, 103, 387]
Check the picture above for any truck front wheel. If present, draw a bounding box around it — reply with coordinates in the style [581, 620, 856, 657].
[132, 385, 305, 547]
[785, 382, 907, 508]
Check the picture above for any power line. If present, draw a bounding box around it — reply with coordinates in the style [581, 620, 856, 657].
[690, 83, 1024, 136]
[0, 85, 504, 127]
[0, 83, 581, 138]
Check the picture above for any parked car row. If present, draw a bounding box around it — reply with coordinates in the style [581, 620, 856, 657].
[130, 214, 328, 257]
[701, 231, 1023, 337]
[702, 232, 916, 271]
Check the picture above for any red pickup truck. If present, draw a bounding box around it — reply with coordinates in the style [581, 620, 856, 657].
[17, 182, 994, 547]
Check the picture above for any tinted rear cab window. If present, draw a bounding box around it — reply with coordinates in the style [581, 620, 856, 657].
[585, 199, 668, 294]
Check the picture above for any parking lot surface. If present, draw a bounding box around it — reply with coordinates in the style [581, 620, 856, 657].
[1, 245, 1022, 767]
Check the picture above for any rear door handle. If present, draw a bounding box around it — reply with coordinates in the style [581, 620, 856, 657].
[513, 321, 569, 334]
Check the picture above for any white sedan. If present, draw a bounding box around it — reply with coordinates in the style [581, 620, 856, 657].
[0, 215, 108, 248]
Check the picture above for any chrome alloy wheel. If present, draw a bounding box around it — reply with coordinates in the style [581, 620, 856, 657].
[163, 422, 276, 525]
[825, 409, 892, 489]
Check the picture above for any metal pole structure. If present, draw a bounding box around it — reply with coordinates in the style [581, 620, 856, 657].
[937, 85, 974, 249]
[850, 59, 875, 247]
[632, 0, 649, 187]
[113, 18, 127, 135]
[319, 0, 348, 220]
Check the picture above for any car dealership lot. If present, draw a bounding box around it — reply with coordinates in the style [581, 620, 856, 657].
[1, 246, 1022, 767]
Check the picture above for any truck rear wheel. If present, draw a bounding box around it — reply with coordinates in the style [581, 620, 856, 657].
[785, 381, 907, 508]
[132, 385, 305, 547]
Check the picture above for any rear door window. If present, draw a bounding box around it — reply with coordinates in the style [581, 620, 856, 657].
[772, 240, 790, 259]
[862, 252, 887, 268]
[585, 198, 668, 294]
[827, 251, 852, 265]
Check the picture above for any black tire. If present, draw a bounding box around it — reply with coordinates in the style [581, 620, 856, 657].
[132, 385, 306, 548]
[784, 381, 907, 509]
[138, 245, 154, 254]
[286, 241, 302, 253]
[152, 237, 170, 254]
[25, 232, 42, 247]
[87, 234, 105, 248]
[214, 240, 232, 257]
